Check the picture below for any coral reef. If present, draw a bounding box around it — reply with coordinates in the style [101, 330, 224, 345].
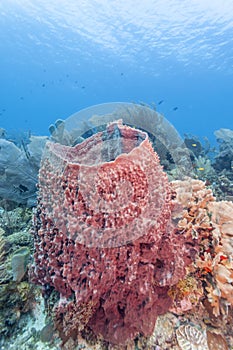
[0, 206, 32, 234]
[31, 121, 192, 346]
[201, 200, 233, 315]
[0, 107, 232, 208]
[214, 128, 233, 172]
[193, 156, 216, 182]
[0, 260, 36, 338]
[0, 110, 232, 349]
[0, 227, 6, 282]
[176, 129, 233, 202]
[0, 207, 37, 339]
[170, 178, 233, 317]
[164, 177, 233, 350]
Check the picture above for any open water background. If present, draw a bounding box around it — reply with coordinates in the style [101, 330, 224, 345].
[0, 0, 233, 143]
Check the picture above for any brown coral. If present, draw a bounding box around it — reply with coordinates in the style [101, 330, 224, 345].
[207, 330, 229, 350]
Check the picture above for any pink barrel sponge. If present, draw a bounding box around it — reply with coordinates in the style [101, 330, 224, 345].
[32, 121, 191, 345]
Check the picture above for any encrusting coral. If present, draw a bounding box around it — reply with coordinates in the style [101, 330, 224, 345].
[176, 324, 209, 350]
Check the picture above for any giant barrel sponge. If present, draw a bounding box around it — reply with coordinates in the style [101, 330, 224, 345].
[32, 120, 191, 345]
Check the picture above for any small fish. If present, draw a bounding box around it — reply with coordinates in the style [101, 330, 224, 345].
[18, 184, 29, 193]
[42, 83, 46, 87]
[192, 143, 197, 147]
[158, 100, 164, 105]
[173, 106, 178, 111]
[203, 266, 212, 274]
[0, 128, 5, 137]
[198, 167, 205, 171]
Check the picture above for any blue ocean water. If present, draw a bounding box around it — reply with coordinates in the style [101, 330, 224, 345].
[0, 0, 233, 144]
